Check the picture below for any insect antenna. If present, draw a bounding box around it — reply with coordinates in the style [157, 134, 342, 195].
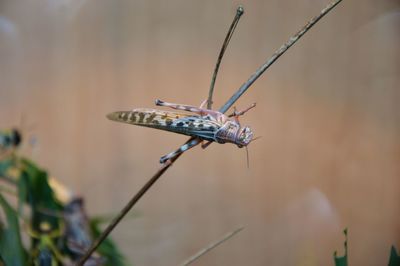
[245, 136, 263, 168]
[246, 145, 250, 169]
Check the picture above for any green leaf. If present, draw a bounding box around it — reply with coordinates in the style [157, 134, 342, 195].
[89, 218, 127, 266]
[17, 174, 28, 215]
[0, 253, 5, 265]
[388, 246, 400, 266]
[0, 158, 14, 176]
[334, 228, 348, 266]
[19, 158, 62, 230]
[0, 193, 27, 266]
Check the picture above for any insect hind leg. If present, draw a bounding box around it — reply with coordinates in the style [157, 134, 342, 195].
[155, 99, 225, 121]
[155, 99, 209, 115]
[159, 138, 201, 164]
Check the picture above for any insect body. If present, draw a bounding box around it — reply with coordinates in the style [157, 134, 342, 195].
[28, 222, 65, 266]
[107, 99, 255, 163]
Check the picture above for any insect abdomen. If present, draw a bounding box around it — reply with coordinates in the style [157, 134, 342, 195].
[107, 109, 219, 142]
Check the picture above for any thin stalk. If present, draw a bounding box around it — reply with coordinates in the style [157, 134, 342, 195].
[180, 227, 244, 266]
[219, 0, 343, 114]
[207, 6, 244, 109]
[76, 146, 185, 265]
[77, 1, 343, 264]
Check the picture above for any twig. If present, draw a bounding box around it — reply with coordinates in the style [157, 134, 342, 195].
[77, 1, 343, 264]
[207, 6, 244, 109]
[76, 147, 185, 265]
[180, 227, 244, 266]
[219, 0, 342, 114]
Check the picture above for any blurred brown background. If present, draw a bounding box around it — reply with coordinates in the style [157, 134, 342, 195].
[0, 0, 399, 265]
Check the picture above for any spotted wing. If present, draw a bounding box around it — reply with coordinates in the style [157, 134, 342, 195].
[107, 108, 221, 142]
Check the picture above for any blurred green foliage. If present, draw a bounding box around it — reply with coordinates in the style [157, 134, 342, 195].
[388, 246, 400, 266]
[0, 193, 27, 266]
[334, 228, 348, 266]
[90, 217, 127, 266]
[0, 129, 127, 266]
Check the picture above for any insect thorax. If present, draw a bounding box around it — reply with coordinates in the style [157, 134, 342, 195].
[215, 121, 241, 144]
[215, 121, 253, 147]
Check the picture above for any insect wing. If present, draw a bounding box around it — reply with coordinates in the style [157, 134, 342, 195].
[107, 109, 221, 141]
[172, 115, 221, 141]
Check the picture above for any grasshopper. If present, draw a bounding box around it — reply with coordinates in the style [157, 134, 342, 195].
[107, 99, 256, 163]
[107, 6, 254, 164]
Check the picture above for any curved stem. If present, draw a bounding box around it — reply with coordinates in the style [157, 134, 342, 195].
[219, 0, 343, 114]
[76, 144, 187, 265]
[207, 6, 244, 109]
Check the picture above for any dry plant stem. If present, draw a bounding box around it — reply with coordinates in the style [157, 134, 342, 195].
[181, 227, 244, 266]
[219, 0, 342, 114]
[77, 1, 343, 264]
[207, 6, 244, 109]
[76, 151, 183, 265]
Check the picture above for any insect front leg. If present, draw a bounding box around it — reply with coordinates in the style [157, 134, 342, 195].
[228, 103, 256, 123]
[201, 141, 213, 149]
[159, 138, 201, 164]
